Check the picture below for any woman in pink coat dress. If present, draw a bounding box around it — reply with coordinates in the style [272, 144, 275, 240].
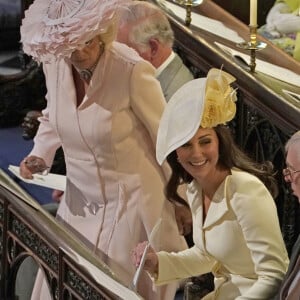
[19, 0, 187, 299]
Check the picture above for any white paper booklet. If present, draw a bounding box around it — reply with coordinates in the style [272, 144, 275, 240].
[215, 42, 300, 87]
[160, 0, 245, 43]
[8, 165, 66, 191]
[131, 218, 162, 291]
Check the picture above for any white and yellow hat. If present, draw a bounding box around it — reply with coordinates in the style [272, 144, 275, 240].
[156, 68, 237, 165]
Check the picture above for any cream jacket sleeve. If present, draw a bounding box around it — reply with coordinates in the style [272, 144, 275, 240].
[229, 175, 289, 299]
[155, 246, 215, 285]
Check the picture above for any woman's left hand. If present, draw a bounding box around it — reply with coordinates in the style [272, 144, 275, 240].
[131, 241, 159, 274]
[175, 205, 193, 236]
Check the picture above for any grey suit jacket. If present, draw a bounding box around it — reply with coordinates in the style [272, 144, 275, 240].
[275, 235, 300, 299]
[157, 53, 194, 102]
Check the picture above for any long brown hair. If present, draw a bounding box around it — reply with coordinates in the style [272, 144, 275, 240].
[166, 125, 278, 206]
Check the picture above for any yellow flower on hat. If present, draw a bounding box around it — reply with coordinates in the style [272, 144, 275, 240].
[201, 68, 237, 128]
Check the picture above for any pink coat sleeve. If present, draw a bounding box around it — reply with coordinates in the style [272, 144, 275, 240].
[29, 64, 62, 167]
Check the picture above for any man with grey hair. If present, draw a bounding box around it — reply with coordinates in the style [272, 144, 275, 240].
[275, 130, 300, 299]
[117, 0, 194, 101]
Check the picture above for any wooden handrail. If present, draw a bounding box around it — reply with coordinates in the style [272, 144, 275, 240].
[0, 170, 142, 300]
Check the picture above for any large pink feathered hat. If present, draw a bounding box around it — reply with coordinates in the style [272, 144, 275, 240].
[20, 0, 127, 62]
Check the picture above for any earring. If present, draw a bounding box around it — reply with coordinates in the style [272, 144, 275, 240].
[99, 40, 105, 53]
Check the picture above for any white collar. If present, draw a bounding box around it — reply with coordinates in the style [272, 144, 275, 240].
[155, 51, 175, 77]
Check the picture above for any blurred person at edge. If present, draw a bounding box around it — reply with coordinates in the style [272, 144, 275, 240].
[259, 0, 300, 61]
[275, 130, 300, 299]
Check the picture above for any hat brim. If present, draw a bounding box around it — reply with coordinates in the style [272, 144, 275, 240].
[156, 78, 206, 165]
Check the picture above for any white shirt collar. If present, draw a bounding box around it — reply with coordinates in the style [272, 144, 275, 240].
[155, 51, 175, 77]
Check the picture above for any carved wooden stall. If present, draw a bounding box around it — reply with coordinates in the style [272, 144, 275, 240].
[0, 59, 46, 127]
[0, 0, 47, 127]
[151, 0, 300, 254]
[0, 170, 142, 300]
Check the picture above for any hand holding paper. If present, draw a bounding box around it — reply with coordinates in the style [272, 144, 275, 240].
[8, 165, 66, 191]
[131, 218, 162, 291]
[19, 155, 49, 178]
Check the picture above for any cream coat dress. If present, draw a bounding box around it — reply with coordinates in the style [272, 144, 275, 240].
[155, 169, 289, 299]
[30, 42, 187, 300]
